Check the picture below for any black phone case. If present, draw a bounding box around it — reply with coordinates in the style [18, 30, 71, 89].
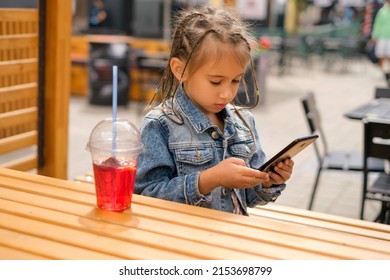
[258, 134, 319, 172]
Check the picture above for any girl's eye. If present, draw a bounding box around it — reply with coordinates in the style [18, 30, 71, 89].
[232, 79, 240, 84]
[210, 81, 222, 86]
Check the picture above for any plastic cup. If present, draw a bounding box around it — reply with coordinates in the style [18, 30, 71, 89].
[86, 118, 143, 211]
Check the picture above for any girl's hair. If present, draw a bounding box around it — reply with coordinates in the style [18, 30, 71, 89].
[151, 6, 260, 123]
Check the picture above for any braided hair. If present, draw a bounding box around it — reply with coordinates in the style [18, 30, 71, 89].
[151, 6, 260, 126]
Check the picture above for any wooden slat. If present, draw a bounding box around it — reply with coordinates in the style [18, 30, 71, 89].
[0, 59, 38, 75]
[0, 131, 37, 154]
[0, 9, 38, 36]
[248, 204, 390, 241]
[1, 172, 390, 260]
[0, 35, 38, 61]
[0, 83, 38, 113]
[0, 61, 38, 87]
[0, 34, 38, 48]
[0, 82, 38, 95]
[0, 228, 119, 260]
[0, 107, 37, 128]
[38, 1, 71, 179]
[0, 244, 49, 260]
[0, 154, 37, 171]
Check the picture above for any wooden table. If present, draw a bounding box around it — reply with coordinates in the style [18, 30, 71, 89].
[0, 167, 389, 260]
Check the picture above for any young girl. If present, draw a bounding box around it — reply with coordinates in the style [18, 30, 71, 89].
[134, 6, 294, 215]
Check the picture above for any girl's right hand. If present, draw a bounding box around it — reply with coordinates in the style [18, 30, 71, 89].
[198, 157, 270, 195]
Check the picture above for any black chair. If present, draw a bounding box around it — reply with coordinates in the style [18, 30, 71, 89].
[361, 118, 390, 223]
[301, 92, 385, 210]
[374, 87, 390, 99]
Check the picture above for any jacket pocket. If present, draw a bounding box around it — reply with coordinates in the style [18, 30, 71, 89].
[229, 140, 256, 159]
[173, 144, 214, 175]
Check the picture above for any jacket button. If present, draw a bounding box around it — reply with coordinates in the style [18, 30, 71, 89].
[211, 131, 219, 139]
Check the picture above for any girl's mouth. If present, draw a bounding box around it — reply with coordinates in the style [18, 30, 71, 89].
[215, 103, 227, 110]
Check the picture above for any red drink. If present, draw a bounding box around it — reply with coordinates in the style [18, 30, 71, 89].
[92, 157, 137, 211]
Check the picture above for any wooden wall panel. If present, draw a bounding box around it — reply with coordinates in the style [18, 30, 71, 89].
[0, 8, 39, 172]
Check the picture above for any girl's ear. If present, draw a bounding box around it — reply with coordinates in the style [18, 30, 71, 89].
[170, 57, 187, 81]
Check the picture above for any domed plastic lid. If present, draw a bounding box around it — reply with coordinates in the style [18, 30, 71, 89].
[86, 118, 143, 157]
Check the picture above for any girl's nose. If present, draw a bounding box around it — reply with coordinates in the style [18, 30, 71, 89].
[220, 86, 233, 100]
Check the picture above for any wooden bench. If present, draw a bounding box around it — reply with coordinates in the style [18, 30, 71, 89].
[0, 8, 39, 172]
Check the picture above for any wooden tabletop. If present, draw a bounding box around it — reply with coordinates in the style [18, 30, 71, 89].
[0, 167, 389, 260]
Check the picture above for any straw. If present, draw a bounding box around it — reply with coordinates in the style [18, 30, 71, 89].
[111, 65, 118, 210]
[112, 65, 118, 156]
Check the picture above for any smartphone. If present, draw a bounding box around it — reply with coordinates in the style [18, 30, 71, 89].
[259, 134, 319, 172]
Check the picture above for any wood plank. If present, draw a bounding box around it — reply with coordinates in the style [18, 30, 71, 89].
[0, 35, 38, 61]
[0, 21, 38, 37]
[1, 179, 390, 259]
[0, 60, 38, 87]
[0, 131, 37, 154]
[130, 203, 390, 259]
[39, 0, 71, 179]
[0, 83, 38, 113]
[0, 34, 38, 49]
[0, 244, 48, 260]
[0, 9, 38, 23]
[0, 83, 38, 99]
[0, 228, 118, 260]
[248, 204, 390, 241]
[0, 59, 38, 76]
[0, 154, 37, 171]
[0, 107, 37, 128]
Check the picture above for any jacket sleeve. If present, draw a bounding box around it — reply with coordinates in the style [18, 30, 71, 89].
[134, 116, 212, 206]
[242, 113, 286, 207]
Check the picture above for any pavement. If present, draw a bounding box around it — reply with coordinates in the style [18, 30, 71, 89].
[69, 54, 388, 222]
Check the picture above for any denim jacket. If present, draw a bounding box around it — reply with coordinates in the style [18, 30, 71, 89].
[135, 88, 285, 215]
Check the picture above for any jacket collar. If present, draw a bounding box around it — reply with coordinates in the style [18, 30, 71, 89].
[175, 87, 237, 134]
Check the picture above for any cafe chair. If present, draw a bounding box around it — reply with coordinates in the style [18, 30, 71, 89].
[301, 92, 385, 210]
[361, 118, 390, 223]
[374, 87, 390, 99]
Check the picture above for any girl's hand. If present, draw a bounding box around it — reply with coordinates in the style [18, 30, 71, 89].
[262, 159, 294, 188]
[199, 157, 270, 194]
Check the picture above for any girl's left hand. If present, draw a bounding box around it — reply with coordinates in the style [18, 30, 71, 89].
[262, 159, 294, 188]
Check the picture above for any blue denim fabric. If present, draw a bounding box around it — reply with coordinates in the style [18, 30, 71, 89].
[135, 88, 285, 215]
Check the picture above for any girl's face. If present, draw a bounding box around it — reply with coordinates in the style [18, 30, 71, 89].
[182, 44, 248, 118]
